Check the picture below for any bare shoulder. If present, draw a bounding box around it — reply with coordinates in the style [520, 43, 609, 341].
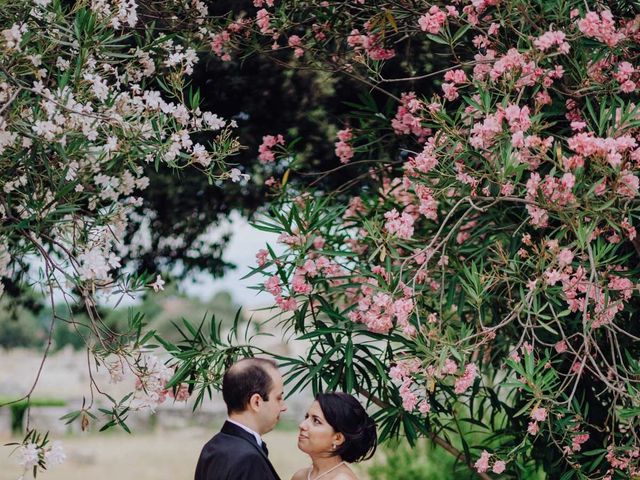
[333, 473, 358, 480]
[290, 467, 310, 480]
[333, 468, 359, 480]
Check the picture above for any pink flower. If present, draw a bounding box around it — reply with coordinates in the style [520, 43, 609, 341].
[474, 450, 491, 473]
[418, 6, 447, 34]
[335, 128, 354, 164]
[441, 83, 459, 101]
[571, 433, 590, 452]
[577, 10, 625, 47]
[276, 296, 298, 311]
[555, 340, 567, 353]
[557, 248, 574, 267]
[406, 142, 438, 175]
[530, 407, 547, 422]
[527, 421, 539, 435]
[391, 92, 430, 140]
[264, 275, 282, 296]
[255, 9, 273, 35]
[442, 358, 457, 375]
[504, 104, 531, 133]
[288, 35, 304, 58]
[617, 171, 639, 198]
[444, 69, 467, 84]
[292, 274, 312, 295]
[534, 29, 570, 53]
[399, 378, 418, 411]
[258, 134, 285, 163]
[493, 460, 506, 474]
[544, 269, 562, 286]
[620, 80, 636, 93]
[170, 383, 190, 402]
[454, 363, 477, 394]
[384, 208, 415, 240]
[256, 249, 269, 266]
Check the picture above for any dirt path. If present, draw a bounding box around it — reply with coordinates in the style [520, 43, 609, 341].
[0, 427, 305, 480]
[0, 427, 370, 480]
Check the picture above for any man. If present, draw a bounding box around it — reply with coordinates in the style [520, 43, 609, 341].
[195, 358, 287, 480]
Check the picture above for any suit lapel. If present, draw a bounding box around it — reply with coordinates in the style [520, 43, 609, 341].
[221, 421, 281, 480]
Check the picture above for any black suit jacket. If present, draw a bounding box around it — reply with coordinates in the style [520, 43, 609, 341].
[195, 421, 281, 480]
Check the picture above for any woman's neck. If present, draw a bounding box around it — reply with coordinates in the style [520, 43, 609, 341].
[309, 454, 344, 476]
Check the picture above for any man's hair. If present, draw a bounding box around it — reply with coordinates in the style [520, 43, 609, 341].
[222, 358, 278, 414]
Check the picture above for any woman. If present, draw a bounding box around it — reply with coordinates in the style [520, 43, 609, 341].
[292, 392, 377, 480]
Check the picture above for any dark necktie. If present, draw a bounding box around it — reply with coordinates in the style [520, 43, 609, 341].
[260, 441, 269, 457]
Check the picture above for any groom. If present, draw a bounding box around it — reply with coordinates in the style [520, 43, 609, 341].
[195, 358, 287, 480]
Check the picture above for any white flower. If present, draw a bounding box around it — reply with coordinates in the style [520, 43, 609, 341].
[17, 443, 40, 469]
[2, 23, 26, 51]
[77, 247, 111, 281]
[44, 441, 66, 467]
[151, 274, 165, 292]
[0, 242, 12, 277]
[192, 143, 212, 167]
[229, 168, 249, 183]
[55, 56, 70, 71]
[202, 112, 226, 130]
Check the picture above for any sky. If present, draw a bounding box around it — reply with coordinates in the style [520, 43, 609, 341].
[180, 211, 282, 307]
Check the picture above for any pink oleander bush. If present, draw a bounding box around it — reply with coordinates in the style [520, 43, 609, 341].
[195, 0, 640, 478]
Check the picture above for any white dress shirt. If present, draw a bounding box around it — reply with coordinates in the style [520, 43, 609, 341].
[226, 419, 263, 446]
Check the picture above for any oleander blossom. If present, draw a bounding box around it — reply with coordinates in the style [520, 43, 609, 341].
[17, 443, 40, 469]
[454, 363, 477, 393]
[384, 208, 415, 240]
[534, 29, 570, 53]
[44, 441, 66, 467]
[131, 353, 174, 412]
[474, 450, 491, 473]
[418, 6, 447, 34]
[335, 128, 354, 164]
[577, 10, 625, 47]
[258, 134, 285, 163]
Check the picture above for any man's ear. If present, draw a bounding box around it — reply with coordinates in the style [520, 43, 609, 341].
[248, 392, 262, 412]
[333, 432, 345, 446]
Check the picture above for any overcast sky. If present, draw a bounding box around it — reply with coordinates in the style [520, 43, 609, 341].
[180, 211, 282, 307]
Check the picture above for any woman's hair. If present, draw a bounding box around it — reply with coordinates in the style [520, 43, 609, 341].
[315, 392, 377, 463]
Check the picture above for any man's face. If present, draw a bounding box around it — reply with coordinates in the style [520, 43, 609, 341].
[258, 368, 287, 435]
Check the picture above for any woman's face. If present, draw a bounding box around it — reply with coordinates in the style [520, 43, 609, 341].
[297, 400, 343, 456]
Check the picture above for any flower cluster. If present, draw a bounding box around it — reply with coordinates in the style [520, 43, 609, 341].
[258, 134, 285, 163]
[334, 128, 354, 164]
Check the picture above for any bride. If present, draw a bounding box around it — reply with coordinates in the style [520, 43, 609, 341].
[291, 392, 377, 480]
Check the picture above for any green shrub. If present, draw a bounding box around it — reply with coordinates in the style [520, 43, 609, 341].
[0, 397, 67, 432]
[368, 439, 476, 480]
[368, 439, 547, 479]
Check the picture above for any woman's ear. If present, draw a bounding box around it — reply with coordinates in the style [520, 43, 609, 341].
[333, 432, 345, 446]
[248, 392, 262, 411]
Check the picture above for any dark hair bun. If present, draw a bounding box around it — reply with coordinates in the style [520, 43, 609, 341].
[316, 392, 378, 463]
